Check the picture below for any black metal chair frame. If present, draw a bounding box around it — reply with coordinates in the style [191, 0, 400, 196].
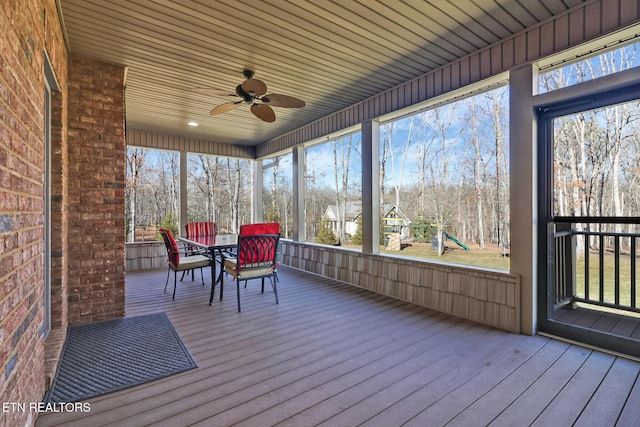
[220, 233, 280, 312]
[159, 229, 212, 299]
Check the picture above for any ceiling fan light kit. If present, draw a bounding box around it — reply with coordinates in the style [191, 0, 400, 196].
[193, 69, 305, 122]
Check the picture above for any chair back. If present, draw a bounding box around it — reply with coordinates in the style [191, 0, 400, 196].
[159, 228, 180, 267]
[236, 233, 280, 271]
[239, 222, 280, 236]
[185, 221, 216, 237]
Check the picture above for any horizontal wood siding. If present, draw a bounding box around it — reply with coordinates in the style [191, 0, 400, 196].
[280, 241, 520, 333]
[257, 0, 640, 157]
[127, 129, 255, 158]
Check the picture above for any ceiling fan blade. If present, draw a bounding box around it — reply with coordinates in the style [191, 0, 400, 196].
[262, 94, 306, 108]
[192, 87, 237, 97]
[210, 101, 242, 115]
[250, 103, 276, 122]
[241, 78, 267, 96]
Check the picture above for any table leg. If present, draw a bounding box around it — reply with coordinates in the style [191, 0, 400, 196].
[208, 249, 217, 305]
[218, 250, 226, 300]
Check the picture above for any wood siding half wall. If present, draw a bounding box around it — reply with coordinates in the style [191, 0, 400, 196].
[125, 241, 166, 271]
[280, 241, 520, 333]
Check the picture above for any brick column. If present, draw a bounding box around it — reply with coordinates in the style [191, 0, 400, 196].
[67, 55, 126, 325]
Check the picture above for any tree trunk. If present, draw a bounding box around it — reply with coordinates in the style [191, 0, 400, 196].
[469, 98, 485, 248]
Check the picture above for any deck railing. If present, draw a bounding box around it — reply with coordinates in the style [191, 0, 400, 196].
[553, 218, 639, 314]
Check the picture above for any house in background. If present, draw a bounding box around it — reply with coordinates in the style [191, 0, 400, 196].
[325, 204, 412, 242]
[381, 206, 412, 241]
[323, 201, 361, 239]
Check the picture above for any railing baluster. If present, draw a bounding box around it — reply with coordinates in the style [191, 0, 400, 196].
[615, 235, 620, 306]
[561, 235, 567, 302]
[559, 232, 565, 303]
[599, 234, 604, 303]
[584, 230, 589, 301]
[555, 237, 561, 303]
[632, 236, 637, 308]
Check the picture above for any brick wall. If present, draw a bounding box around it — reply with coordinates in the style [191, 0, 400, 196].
[0, 0, 68, 425]
[66, 56, 126, 325]
[50, 90, 68, 331]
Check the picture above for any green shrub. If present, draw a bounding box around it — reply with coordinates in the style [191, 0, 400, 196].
[316, 219, 339, 245]
[156, 212, 179, 239]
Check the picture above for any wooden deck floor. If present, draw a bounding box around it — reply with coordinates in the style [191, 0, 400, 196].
[554, 304, 640, 339]
[37, 266, 640, 427]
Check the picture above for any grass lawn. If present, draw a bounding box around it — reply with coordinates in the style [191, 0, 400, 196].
[382, 242, 510, 270]
[339, 241, 510, 271]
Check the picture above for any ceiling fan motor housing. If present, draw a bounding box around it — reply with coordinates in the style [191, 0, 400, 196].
[236, 84, 255, 103]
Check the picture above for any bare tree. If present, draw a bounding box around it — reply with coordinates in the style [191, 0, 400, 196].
[390, 116, 414, 210]
[424, 105, 460, 255]
[153, 151, 179, 226]
[332, 135, 355, 242]
[196, 155, 218, 222]
[332, 139, 343, 241]
[263, 155, 293, 237]
[268, 157, 280, 222]
[380, 124, 392, 211]
[468, 97, 485, 248]
[227, 158, 241, 233]
[125, 148, 147, 241]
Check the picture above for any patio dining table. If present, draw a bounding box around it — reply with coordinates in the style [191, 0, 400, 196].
[178, 234, 237, 304]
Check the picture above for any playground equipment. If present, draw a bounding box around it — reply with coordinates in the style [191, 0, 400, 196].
[429, 223, 470, 252]
[443, 231, 470, 250]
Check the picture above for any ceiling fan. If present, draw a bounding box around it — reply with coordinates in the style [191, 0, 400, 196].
[192, 69, 305, 123]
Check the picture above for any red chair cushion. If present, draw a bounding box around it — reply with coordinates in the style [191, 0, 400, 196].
[159, 228, 180, 266]
[239, 222, 280, 236]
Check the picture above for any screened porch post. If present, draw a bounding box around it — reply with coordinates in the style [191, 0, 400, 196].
[509, 64, 538, 335]
[253, 160, 264, 223]
[179, 150, 188, 235]
[362, 119, 380, 254]
[292, 145, 305, 242]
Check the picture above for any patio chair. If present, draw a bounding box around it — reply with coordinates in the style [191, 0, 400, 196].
[184, 221, 216, 256]
[185, 221, 216, 239]
[182, 221, 216, 280]
[238, 222, 281, 281]
[222, 225, 280, 312]
[159, 228, 211, 299]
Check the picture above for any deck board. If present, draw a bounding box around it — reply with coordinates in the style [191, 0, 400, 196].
[574, 357, 640, 426]
[36, 266, 640, 427]
[530, 351, 617, 426]
[484, 344, 591, 426]
[554, 304, 640, 338]
[400, 337, 566, 427]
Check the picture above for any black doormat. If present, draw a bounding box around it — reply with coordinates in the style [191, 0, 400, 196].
[44, 312, 197, 403]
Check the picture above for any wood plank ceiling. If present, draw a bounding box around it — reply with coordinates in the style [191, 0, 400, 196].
[59, 0, 586, 147]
